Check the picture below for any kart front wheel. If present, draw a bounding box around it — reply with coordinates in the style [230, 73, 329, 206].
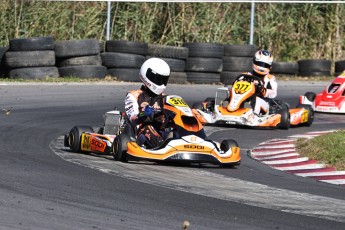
[67, 126, 94, 153]
[112, 133, 130, 162]
[278, 103, 290, 130]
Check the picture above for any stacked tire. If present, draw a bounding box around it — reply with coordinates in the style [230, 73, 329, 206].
[221, 44, 257, 85]
[146, 44, 188, 84]
[271, 61, 298, 76]
[102, 40, 147, 82]
[183, 42, 224, 84]
[5, 37, 59, 80]
[298, 59, 331, 77]
[56, 39, 106, 79]
[0, 47, 8, 78]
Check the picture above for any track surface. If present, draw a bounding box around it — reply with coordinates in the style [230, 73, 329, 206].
[1, 81, 344, 230]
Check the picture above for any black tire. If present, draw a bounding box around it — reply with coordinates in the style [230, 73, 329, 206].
[107, 68, 140, 82]
[146, 56, 186, 72]
[105, 40, 148, 55]
[222, 56, 252, 72]
[223, 44, 257, 57]
[185, 57, 222, 73]
[5, 51, 55, 68]
[298, 59, 331, 73]
[220, 71, 242, 85]
[9, 36, 55, 51]
[112, 133, 129, 162]
[304, 92, 316, 102]
[335, 60, 345, 73]
[147, 44, 189, 59]
[59, 65, 107, 79]
[101, 52, 145, 68]
[271, 62, 298, 75]
[169, 72, 187, 84]
[220, 139, 240, 167]
[278, 103, 290, 130]
[186, 72, 221, 84]
[58, 55, 102, 67]
[183, 42, 224, 58]
[9, 67, 59, 80]
[296, 104, 314, 126]
[55, 39, 100, 58]
[68, 126, 94, 153]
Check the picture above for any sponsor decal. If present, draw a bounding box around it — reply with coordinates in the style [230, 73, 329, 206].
[81, 134, 91, 151]
[88, 137, 106, 152]
[184, 145, 204, 150]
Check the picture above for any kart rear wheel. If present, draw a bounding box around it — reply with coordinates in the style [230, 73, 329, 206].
[112, 133, 129, 162]
[278, 103, 290, 130]
[304, 92, 316, 102]
[68, 126, 94, 153]
[296, 104, 314, 126]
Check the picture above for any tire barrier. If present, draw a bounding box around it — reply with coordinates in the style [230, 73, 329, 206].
[5, 36, 59, 80]
[102, 40, 147, 82]
[298, 59, 331, 77]
[184, 42, 223, 84]
[0, 36, 342, 82]
[221, 44, 256, 85]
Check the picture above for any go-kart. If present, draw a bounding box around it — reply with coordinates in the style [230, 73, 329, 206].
[299, 72, 345, 113]
[64, 95, 241, 167]
[192, 74, 314, 129]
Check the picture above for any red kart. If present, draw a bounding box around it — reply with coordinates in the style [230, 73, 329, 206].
[300, 72, 345, 113]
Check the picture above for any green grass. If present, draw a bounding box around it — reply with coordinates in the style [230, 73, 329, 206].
[295, 130, 345, 170]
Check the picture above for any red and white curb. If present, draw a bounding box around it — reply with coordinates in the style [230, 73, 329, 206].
[250, 130, 345, 186]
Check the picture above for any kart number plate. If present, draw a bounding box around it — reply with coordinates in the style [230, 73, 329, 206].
[301, 110, 308, 123]
[81, 134, 91, 151]
[168, 97, 188, 107]
[233, 81, 252, 94]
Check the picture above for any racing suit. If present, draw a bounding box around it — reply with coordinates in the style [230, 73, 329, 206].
[243, 71, 278, 115]
[125, 85, 166, 148]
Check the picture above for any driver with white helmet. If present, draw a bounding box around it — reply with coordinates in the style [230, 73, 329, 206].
[124, 57, 171, 148]
[244, 49, 278, 116]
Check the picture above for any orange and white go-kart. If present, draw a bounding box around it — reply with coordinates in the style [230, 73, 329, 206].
[192, 74, 314, 129]
[64, 95, 241, 167]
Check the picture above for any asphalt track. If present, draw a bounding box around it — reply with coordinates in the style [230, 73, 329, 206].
[0, 81, 345, 230]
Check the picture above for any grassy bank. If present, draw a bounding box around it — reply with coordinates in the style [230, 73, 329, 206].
[295, 130, 345, 170]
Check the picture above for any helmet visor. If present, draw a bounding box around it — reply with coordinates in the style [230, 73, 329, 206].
[146, 68, 170, 86]
[253, 59, 271, 69]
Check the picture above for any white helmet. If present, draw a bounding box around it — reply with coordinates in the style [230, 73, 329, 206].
[252, 50, 273, 75]
[139, 58, 170, 95]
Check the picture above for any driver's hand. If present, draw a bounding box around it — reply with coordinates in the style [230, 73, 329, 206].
[153, 101, 161, 110]
[144, 106, 154, 116]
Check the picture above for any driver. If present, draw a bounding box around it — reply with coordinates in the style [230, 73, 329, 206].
[241, 49, 277, 116]
[124, 57, 171, 149]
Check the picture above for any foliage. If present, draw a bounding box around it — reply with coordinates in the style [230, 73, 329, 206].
[295, 130, 345, 170]
[0, 1, 344, 62]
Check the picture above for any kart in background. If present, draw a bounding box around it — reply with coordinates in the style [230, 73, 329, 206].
[300, 72, 345, 113]
[64, 95, 241, 167]
[192, 74, 314, 130]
